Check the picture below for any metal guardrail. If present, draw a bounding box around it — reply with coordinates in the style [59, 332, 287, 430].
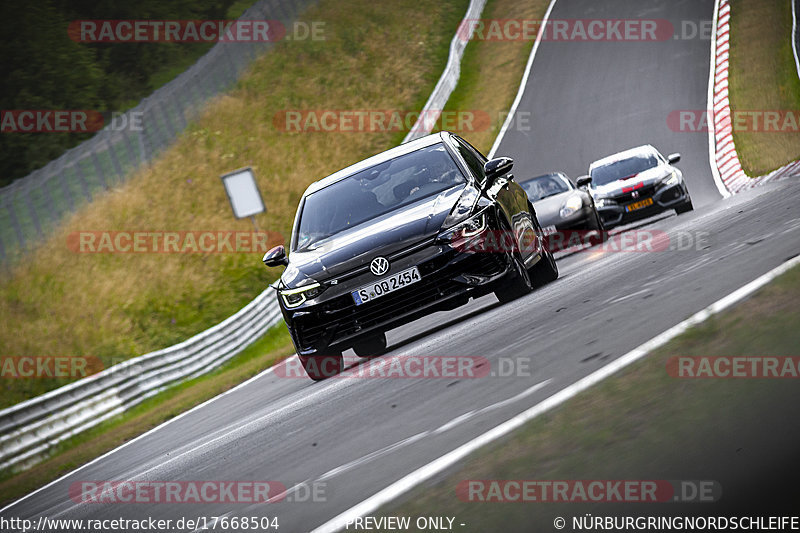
[402, 0, 487, 142]
[0, 0, 314, 265]
[793, 0, 799, 81]
[0, 289, 282, 471]
[0, 0, 486, 473]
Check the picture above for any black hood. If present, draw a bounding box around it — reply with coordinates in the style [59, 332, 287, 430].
[282, 184, 467, 286]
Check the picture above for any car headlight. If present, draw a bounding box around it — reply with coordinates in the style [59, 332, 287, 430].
[442, 187, 479, 228]
[595, 197, 617, 208]
[280, 282, 325, 308]
[438, 211, 487, 242]
[559, 195, 583, 218]
[662, 171, 680, 186]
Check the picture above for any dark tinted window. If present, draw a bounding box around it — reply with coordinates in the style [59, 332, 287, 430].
[520, 174, 571, 201]
[294, 143, 465, 251]
[590, 154, 659, 186]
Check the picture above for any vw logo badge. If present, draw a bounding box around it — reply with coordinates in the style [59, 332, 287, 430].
[370, 256, 389, 276]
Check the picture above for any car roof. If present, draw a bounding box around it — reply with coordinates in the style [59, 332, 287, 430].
[301, 131, 452, 197]
[589, 144, 660, 170]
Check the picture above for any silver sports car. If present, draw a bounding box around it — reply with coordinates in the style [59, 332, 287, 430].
[518, 172, 603, 233]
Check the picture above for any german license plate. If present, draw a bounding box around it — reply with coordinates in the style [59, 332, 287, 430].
[625, 197, 654, 212]
[352, 267, 421, 306]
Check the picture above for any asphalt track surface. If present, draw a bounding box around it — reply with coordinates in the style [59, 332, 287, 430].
[3, 0, 800, 531]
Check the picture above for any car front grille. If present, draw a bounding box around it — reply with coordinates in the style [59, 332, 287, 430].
[611, 184, 658, 204]
[295, 251, 506, 350]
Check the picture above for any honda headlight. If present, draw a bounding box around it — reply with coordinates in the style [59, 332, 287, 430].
[559, 195, 583, 218]
[662, 171, 679, 186]
[280, 282, 325, 308]
[595, 197, 617, 208]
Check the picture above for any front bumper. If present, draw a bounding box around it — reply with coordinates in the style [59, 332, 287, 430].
[279, 243, 512, 355]
[597, 182, 690, 228]
[538, 206, 596, 231]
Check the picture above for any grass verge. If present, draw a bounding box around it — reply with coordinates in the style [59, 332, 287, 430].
[729, 0, 800, 175]
[434, 0, 551, 155]
[0, 325, 293, 507]
[0, 0, 468, 407]
[379, 264, 800, 529]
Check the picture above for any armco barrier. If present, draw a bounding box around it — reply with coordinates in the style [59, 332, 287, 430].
[0, 0, 315, 265]
[0, 0, 485, 473]
[402, 0, 487, 142]
[0, 290, 282, 471]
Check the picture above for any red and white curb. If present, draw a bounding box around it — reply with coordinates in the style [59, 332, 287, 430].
[710, 0, 800, 194]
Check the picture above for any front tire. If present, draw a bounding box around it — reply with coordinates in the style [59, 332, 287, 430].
[299, 352, 343, 381]
[494, 252, 533, 304]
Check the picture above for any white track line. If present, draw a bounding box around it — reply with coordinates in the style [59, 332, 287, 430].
[793, 0, 800, 81]
[0, 360, 288, 514]
[312, 254, 800, 533]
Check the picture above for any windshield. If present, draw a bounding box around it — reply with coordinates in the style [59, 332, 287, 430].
[590, 154, 660, 186]
[294, 143, 465, 251]
[520, 174, 571, 201]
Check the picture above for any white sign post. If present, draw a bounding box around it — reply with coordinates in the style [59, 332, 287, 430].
[220, 167, 266, 229]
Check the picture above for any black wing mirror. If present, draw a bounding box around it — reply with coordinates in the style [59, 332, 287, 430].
[667, 153, 681, 164]
[262, 245, 288, 267]
[576, 175, 592, 188]
[482, 157, 513, 189]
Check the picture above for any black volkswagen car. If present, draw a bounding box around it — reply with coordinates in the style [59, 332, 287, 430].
[262, 132, 558, 379]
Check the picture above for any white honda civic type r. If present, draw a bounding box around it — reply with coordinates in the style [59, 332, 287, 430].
[576, 144, 693, 229]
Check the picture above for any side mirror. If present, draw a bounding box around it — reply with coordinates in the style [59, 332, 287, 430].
[262, 245, 288, 267]
[667, 153, 681, 164]
[482, 157, 513, 189]
[576, 175, 592, 188]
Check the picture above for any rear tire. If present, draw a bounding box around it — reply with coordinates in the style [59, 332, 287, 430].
[299, 352, 343, 381]
[352, 333, 387, 358]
